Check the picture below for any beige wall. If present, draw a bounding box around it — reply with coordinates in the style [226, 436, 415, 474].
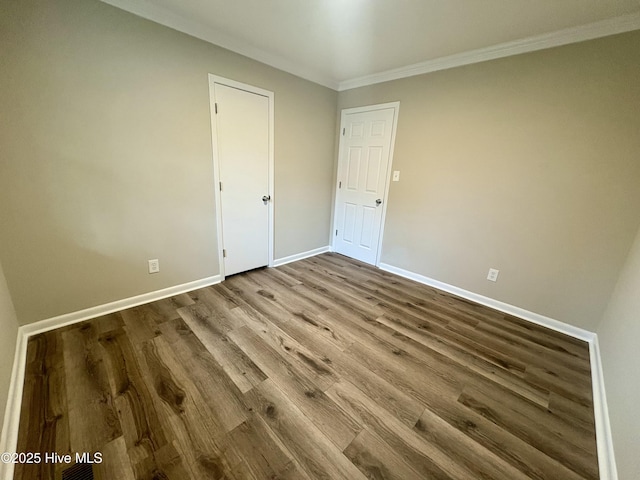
[0, 261, 19, 437]
[598, 225, 640, 479]
[0, 0, 336, 324]
[338, 31, 640, 330]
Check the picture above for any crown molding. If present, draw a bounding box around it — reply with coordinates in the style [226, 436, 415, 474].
[100, 1, 640, 93]
[100, 0, 340, 90]
[338, 11, 640, 91]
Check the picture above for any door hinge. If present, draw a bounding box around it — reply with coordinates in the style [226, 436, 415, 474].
[219, 181, 223, 191]
[338, 181, 342, 189]
[342, 128, 345, 136]
[215, 103, 218, 114]
[335, 229, 338, 236]
[223, 249, 227, 258]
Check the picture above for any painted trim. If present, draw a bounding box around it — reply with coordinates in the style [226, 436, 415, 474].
[338, 12, 640, 91]
[20, 275, 220, 338]
[102, 1, 639, 92]
[377, 261, 617, 478]
[208, 75, 227, 281]
[267, 86, 275, 269]
[331, 102, 401, 267]
[589, 336, 618, 480]
[101, 0, 339, 90]
[208, 75, 276, 277]
[374, 104, 400, 268]
[272, 246, 331, 267]
[378, 262, 594, 340]
[0, 330, 26, 480]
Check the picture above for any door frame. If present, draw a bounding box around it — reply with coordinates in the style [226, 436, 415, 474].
[331, 102, 400, 266]
[208, 74, 275, 280]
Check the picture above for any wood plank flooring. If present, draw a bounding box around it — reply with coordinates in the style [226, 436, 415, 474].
[13, 253, 599, 479]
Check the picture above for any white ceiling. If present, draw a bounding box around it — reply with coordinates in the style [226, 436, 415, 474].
[103, 0, 640, 90]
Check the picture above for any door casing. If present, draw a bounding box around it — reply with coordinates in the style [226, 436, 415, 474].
[331, 102, 400, 266]
[208, 74, 275, 280]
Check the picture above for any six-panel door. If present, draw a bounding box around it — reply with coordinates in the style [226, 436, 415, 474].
[334, 107, 396, 265]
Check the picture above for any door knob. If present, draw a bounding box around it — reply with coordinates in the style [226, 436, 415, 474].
[262, 195, 271, 203]
[375, 198, 382, 206]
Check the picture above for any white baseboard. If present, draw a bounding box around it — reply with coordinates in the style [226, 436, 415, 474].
[21, 275, 221, 338]
[378, 261, 616, 479]
[0, 330, 27, 480]
[0, 274, 221, 480]
[272, 246, 331, 267]
[589, 336, 618, 480]
[378, 262, 595, 341]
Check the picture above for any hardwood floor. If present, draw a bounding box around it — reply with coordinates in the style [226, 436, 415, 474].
[13, 253, 599, 479]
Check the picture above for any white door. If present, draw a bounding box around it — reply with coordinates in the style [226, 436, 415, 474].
[212, 79, 273, 276]
[333, 104, 399, 265]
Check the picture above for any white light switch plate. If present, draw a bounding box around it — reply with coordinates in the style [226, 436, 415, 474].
[392, 171, 400, 181]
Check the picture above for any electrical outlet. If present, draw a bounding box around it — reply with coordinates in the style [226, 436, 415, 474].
[392, 170, 400, 182]
[487, 268, 499, 282]
[148, 259, 160, 274]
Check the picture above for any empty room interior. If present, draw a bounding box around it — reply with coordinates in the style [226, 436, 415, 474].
[1, 1, 640, 479]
